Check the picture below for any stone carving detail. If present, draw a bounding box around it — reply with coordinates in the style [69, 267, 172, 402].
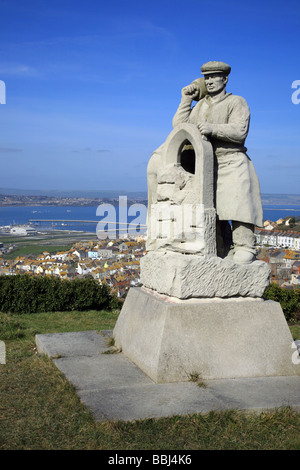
[147, 123, 216, 256]
[140, 252, 270, 298]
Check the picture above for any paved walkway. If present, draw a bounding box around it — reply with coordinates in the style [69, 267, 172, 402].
[35, 330, 300, 422]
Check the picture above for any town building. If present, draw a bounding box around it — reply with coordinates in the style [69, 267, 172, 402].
[10, 226, 38, 236]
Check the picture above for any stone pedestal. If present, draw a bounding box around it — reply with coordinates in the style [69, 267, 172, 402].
[113, 287, 299, 384]
[140, 251, 270, 299]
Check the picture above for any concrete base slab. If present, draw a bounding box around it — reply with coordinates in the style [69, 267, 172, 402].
[113, 288, 299, 383]
[35, 330, 111, 358]
[35, 330, 300, 422]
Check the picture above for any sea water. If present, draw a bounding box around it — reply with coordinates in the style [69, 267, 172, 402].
[0, 204, 300, 234]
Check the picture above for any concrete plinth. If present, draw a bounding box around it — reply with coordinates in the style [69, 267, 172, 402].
[113, 287, 299, 384]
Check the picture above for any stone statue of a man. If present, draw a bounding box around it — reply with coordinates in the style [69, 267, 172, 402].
[171, 61, 263, 264]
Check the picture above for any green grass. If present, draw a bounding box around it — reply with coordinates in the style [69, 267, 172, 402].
[0, 233, 96, 245]
[0, 311, 300, 450]
[3, 244, 73, 259]
[290, 324, 300, 341]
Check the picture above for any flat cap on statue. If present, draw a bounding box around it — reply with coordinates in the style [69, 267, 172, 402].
[201, 61, 231, 75]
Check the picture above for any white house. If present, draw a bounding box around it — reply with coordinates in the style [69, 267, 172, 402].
[88, 251, 99, 259]
[76, 263, 91, 276]
[291, 274, 300, 285]
[10, 226, 37, 236]
[51, 252, 69, 262]
[294, 237, 300, 250]
[277, 232, 296, 249]
[264, 224, 276, 231]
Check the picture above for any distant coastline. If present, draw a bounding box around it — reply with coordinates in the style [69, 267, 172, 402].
[0, 189, 299, 207]
[0, 195, 147, 207]
[0, 204, 300, 233]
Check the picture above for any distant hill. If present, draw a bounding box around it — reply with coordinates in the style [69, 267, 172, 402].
[261, 194, 300, 205]
[0, 188, 148, 200]
[0, 188, 299, 205]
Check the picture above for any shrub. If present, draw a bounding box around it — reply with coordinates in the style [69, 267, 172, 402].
[263, 284, 300, 322]
[0, 275, 116, 314]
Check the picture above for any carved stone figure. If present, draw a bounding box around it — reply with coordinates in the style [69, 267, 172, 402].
[113, 62, 298, 384]
[147, 61, 263, 265]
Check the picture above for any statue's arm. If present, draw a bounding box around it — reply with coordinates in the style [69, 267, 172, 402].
[172, 99, 193, 128]
[172, 83, 199, 128]
[210, 97, 250, 144]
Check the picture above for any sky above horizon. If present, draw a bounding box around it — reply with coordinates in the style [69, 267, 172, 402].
[1, 0, 300, 194]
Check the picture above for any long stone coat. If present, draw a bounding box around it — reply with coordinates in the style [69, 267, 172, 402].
[172, 93, 263, 227]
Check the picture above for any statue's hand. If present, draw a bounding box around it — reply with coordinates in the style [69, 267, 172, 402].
[197, 122, 213, 136]
[182, 84, 199, 100]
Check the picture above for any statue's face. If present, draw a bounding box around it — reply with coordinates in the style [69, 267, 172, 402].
[204, 73, 228, 95]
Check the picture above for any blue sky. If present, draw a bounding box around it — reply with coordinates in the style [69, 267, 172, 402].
[0, 0, 300, 194]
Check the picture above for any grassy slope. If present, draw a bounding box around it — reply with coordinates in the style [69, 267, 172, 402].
[291, 324, 300, 340]
[0, 310, 300, 450]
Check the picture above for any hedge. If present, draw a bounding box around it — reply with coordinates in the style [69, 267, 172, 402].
[263, 283, 300, 322]
[0, 275, 120, 314]
[1, 275, 299, 320]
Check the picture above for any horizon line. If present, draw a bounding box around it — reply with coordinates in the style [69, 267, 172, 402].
[1, 188, 300, 197]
